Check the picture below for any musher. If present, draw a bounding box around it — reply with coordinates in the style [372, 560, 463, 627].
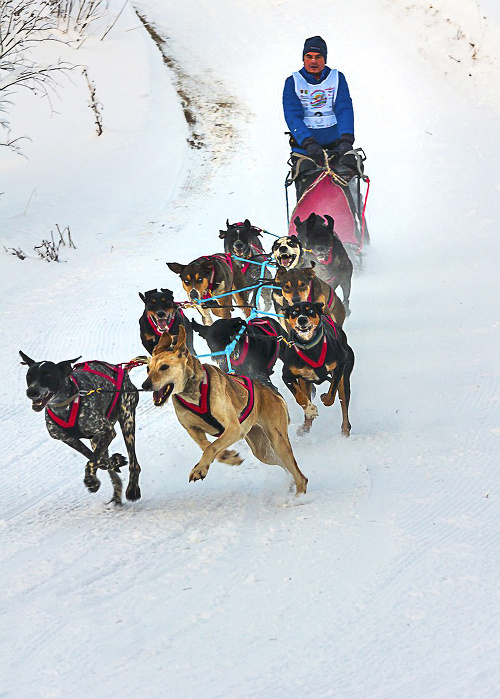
[283, 36, 356, 198]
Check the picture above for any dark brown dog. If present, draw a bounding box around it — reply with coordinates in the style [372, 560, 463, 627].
[139, 288, 194, 355]
[294, 213, 353, 315]
[142, 326, 307, 495]
[280, 301, 354, 435]
[273, 261, 346, 328]
[167, 254, 250, 325]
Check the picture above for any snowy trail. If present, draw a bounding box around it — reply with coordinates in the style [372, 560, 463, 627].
[2, 0, 500, 696]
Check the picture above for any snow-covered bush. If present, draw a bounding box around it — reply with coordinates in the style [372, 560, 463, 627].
[0, 0, 70, 148]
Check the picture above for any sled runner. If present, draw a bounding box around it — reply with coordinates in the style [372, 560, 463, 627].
[286, 148, 370, 270]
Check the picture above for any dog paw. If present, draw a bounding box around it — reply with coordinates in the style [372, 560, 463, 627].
[109, 453, 128, 472]
[304, 402, 318, 419]
[189, 465, 209, 482]
[107, 497, 123, 507]
[297, 418, 313, 437]
[84, 475, 101, 493]
[126, 482, 142, 501]
[320, 392, 335, 407]
[217, 449, 243, 466]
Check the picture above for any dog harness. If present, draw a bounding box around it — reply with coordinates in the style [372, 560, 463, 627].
[196, 254, 233, 299]
[291, 318, 338, 368]
[307, 283, 335, 311]
[174, 367, 254, 436]
[231, 318, 280, 372]
[147, 309, 184, 337]
[46, 362, 125, 429]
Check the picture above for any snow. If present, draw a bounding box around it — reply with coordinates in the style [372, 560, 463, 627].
[1, 0, 500, 697]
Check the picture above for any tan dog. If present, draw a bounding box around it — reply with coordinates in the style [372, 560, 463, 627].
[273, 261, 346, 328]
[142, 326, 308, 495]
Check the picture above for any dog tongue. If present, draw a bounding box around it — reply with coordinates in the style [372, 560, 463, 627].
[153, 384, 174, 406]
[157, 318, 168, 330]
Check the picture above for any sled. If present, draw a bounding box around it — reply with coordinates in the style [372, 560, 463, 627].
[286, 148, 370, 270]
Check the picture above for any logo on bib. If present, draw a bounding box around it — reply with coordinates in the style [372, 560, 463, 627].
[310, 90, 327, 109]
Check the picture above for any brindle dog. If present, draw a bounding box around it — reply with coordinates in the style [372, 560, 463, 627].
[280, 302, 354, 435]
[142, 326, 307, 495]
[19, 351, 141, 505]
[167, 254, 250, 325]
[273, 261, 346, 328]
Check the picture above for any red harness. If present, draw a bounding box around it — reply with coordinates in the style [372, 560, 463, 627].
[292, 318, 337, 368]
[231, 318, 280, 371]
[198, 254, 233, 299]
[307, 284, 335, 311]
[175, 367, 254, 436]
[46, 362, 125, 429]
[147, 310, 183, 337]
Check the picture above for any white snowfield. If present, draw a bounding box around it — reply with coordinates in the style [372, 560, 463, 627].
[1, 0, 499, 697]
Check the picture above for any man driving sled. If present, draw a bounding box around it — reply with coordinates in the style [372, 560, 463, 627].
[283, 36, 356, 198]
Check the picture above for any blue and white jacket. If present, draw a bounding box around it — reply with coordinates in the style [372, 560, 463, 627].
[283, 66, 354, 153]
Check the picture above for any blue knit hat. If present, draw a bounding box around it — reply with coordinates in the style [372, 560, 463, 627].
[303, 36, 327, 61]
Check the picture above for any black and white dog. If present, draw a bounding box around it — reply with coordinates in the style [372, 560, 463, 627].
[271, 235, 306, 270]
[20, 351, 142, 505]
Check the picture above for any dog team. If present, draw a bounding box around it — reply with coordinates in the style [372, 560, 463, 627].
[20, 213, 355, 506]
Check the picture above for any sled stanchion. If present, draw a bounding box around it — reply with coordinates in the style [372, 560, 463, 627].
[285, 175, 291, 227]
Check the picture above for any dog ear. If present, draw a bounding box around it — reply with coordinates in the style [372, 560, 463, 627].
[174, 325, 189, 355]
[154, 331, 173, 354]
[191, 318, 209, 339]
[19, 350, 36, 366]
[166, 262, 184, 276]
[324, 215, 335, 231]
[314, 302, 324, 315]
[219, 230, 227, 239]
[139, 292, 146, 303]
[305, 266, 316, 280]
[57, 357, 82, 378]
[309, 260, 316, 269]
[243, 219, 251, 229]
[306, 213, 317, 230]
[293, 215, 303, 228]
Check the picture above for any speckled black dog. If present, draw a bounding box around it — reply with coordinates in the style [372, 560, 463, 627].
[19, 351, 142, 505]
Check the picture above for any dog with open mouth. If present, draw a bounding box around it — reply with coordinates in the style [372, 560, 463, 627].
[280, 301, 355, 436]
[271, 235, 306, 270]
[142, 325, 307, 495]
[139, 288, 194, 355]
[167, 253, 250, 326]
[19, 351, 142, 505]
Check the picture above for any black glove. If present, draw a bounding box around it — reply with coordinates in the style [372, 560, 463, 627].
[334, 134, 354, 158]
[302, 137, 324, 166]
